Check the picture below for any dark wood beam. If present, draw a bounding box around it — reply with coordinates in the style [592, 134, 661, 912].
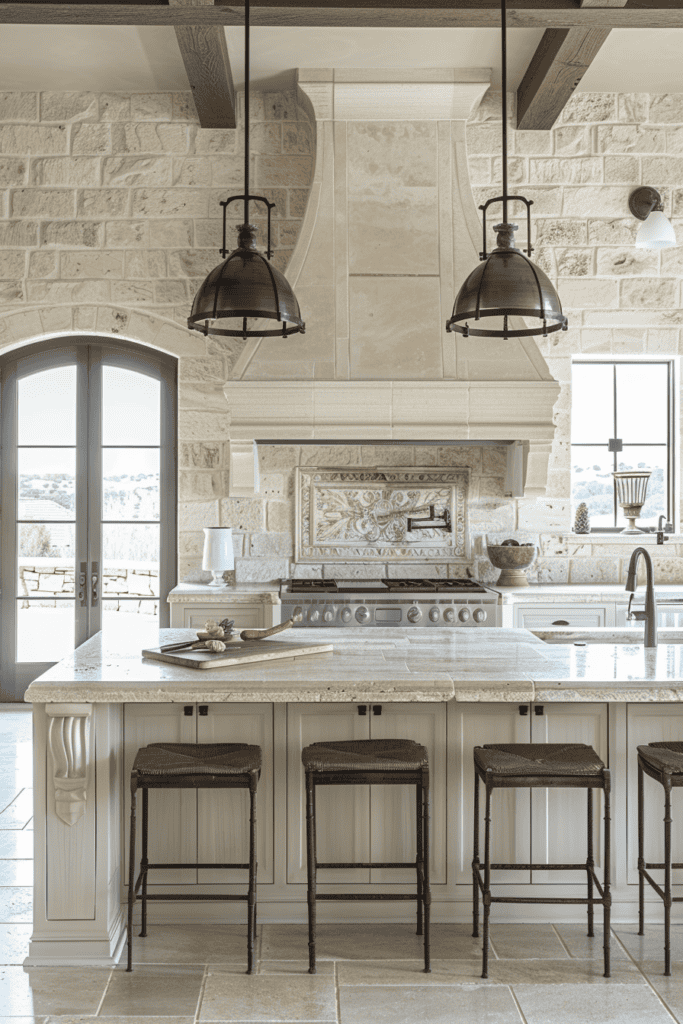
[174, 22, 236, 129]
[3, 2, 683, 29]
[517, 27, 611, 129]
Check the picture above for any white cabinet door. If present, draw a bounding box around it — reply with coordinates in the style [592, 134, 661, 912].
[448, 702, 531, 885]
[123, 704, 197, 886]
[626, 704, 683, 886]
[530, 703, 609, 884]
[286, 703, 370, 884]
[515, 605, 610, 629]
[368, 703, 447, 885]
[196, 704, 274, 884]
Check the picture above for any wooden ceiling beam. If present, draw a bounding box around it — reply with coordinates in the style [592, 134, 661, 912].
[3, 3, 683, 29]
[170, 1, 235, 129]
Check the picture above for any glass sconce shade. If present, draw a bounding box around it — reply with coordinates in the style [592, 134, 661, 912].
[202, 527, 235, 586]
[635, 210, 677, 250]
[613, 469, 651, 534]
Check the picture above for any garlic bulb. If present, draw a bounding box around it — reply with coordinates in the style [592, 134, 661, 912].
[203, 620, 224, 638]
[205, 639, 226, 653]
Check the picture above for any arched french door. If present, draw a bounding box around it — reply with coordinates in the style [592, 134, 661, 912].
[0, 337, 177, 700]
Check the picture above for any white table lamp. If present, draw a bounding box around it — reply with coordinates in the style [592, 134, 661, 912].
[202, 527, 234, 586]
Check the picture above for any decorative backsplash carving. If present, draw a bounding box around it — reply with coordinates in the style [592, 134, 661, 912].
[295, 467, 469, 563]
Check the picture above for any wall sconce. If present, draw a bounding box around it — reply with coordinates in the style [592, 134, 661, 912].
[202, 527, 234, 586]
[629, 187, 677, 249]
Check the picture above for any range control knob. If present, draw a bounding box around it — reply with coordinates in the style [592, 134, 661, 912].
[355, 605, 370, 623]
[407, 606, 422, 623]
[473, 608, 487, 623]
[459, 608, 471, 623]
[429, 607, 440, 623]
[341, 607, 352, 623]
[309, 609, 320, 623]
[323, 608, 335, 623]
[443, 608, 455, 624]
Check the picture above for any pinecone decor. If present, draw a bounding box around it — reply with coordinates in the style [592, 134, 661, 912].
[574, 502, 590, 534]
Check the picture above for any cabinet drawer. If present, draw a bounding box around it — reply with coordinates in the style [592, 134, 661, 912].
[516, 605, 608, 629]
[182, 604, 262, 630]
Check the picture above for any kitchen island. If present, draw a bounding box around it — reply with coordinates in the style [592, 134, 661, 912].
[23, 626, 683, 966]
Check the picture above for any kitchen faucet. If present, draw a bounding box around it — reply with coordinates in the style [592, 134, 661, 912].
[625, 546, 658, 648]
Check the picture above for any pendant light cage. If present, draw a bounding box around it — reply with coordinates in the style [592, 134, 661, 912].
[187, 0, 305, 341]
[446, 0, 568, 341]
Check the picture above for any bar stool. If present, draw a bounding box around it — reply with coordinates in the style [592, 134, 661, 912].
[637, 741, 683, 975]
[472, 743, 611, 978]
[302, 738, 431, 974]
[126, 742, 261, 973]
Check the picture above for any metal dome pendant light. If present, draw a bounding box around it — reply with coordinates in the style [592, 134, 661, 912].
[187, 0, 305, 339]
[446, 0, 567, 340]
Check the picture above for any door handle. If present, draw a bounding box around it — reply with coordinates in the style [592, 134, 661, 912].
[78, 562, 87, 606]
[91, 561, 99, 605]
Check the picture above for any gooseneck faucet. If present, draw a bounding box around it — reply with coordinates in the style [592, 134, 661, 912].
[625, 546, 658, 648]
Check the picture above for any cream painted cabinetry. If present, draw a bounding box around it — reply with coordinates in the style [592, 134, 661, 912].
[512, 604, 612, 629]
[167, 585, 280, 631]
[285, 702, 447, 887]
[123, 703, 275, 889]
[449, 702, 609, 888]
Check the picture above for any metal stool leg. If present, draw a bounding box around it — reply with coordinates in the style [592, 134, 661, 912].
[140, 786, 149, 938]
[126, 782, 137, 972]
[306, 771, 317, 974]
[472, 769, 480, 939]
[416, 782, 423, 936]
[603, 769, 612, 979]
[247, 775, 258, 974]
[422, 766, 431, 973]
[482, 777, 492, 979]
[664, 774, 673, 977]
[587, 788, 594, 938]
[638, 759, 645, 936]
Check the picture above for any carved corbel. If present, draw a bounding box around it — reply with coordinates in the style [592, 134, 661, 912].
[45, 704, 92, 826]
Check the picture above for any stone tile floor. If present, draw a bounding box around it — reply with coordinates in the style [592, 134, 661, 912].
[3, 706, 683, 1022]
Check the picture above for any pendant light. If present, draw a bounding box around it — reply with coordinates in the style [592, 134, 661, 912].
[187, 0, 305, 340]
[446, 0, 567, 340]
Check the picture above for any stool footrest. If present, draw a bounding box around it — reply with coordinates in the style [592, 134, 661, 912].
[639, 868, 683, 903]
[131, 893, 249, 902]
[489, 863, 598, 871]
[316, 862, 417, 869]
[490, 896, 608, 905]
[313, 893, 419, 901]
[143, 863, 250, 870]
[645, 862, 683, 870]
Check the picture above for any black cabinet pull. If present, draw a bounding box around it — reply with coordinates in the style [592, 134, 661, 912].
[183, 705, 193, 716]
[199, 705, 208, 716]
[551, 620, 570, 626]
[519, 705, 528, 716]
[534, 705, 544, 716]
[358, 705, 367, 716]
[372, 704, 382, 716]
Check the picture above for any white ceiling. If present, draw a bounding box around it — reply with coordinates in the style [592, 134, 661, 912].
[0, 25, 680, 96]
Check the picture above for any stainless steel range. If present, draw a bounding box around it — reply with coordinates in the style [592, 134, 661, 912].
[280, 578, 501, 627]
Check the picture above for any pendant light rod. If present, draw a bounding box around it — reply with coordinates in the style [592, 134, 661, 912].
[501, 0, 508, 224]
[244, 0, 250, 226]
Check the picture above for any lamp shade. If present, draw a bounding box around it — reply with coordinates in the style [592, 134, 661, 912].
[202, 527, 234, 572]
[635, 210, 677, 250]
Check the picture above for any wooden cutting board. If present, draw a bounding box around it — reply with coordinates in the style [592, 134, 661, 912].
[142, 638, 334, 670]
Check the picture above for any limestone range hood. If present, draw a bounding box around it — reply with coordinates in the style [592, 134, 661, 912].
[222, 69, 560, 497]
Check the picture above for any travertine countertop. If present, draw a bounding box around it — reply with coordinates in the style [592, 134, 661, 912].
[499, 583, 683, 603]
[22, 627, 683, 705]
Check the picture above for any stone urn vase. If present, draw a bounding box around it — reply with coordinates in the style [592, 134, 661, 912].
[486, 538, 537, 587]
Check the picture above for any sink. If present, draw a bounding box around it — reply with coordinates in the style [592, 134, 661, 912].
[531, 628, 683, 645]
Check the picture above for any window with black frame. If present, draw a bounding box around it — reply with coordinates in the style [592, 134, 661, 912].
[571, 360, 674, 531]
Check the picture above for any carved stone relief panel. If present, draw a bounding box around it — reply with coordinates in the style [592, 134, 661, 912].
[295, 467, 469, 563]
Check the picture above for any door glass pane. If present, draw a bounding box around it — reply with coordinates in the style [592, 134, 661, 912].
[101, 600, 159, 651]
[17, 523, 75, 596]
[616, 363, 668, 444]
[102, 366, 160, 446]
[102, 524, 159, 596]
[102, 449, 160, 521]
[16, 600, 74, 662]
[18, 448, 75, 521]
[571, 364, 614, 444]
[571, 449, 614, 528]
[18, 365, 77, 446]
[617, 447, 668, 527]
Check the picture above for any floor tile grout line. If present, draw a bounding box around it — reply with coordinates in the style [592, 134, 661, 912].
[612, 930, 682, 1023]
[93, 965, 115, 1016]
[508, 983, 531, 1024]
[194, 962, 210, 1024]
[550, 922, 574, 958]
[334, 959, 341, 1024]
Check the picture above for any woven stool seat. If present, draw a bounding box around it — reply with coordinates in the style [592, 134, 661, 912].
[302, 738, 428, 772]
[638, 742, 683, 776]
[132, 742, 262, 777]
[474, 743, 605, 777]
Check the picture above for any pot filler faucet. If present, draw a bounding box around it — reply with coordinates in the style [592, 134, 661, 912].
[625, 546, 658, 648]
